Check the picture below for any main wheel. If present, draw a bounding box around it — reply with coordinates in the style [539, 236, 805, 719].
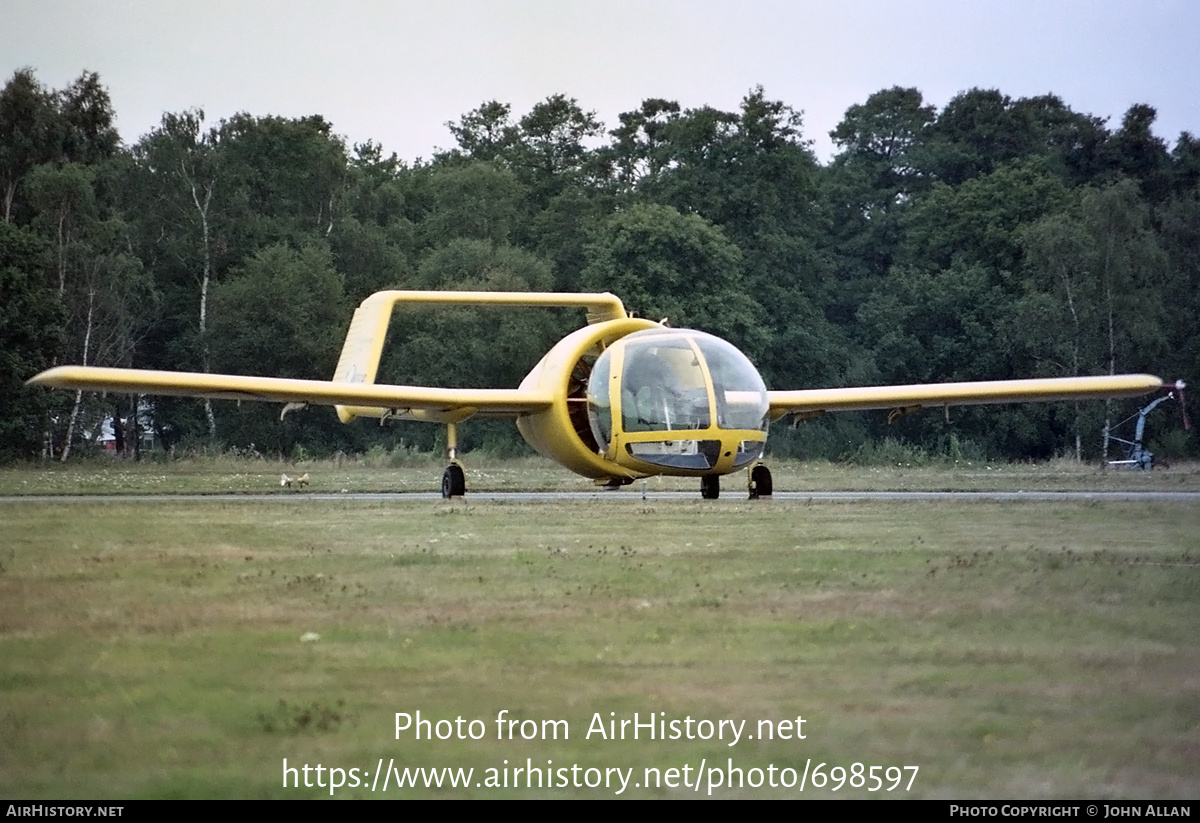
[749, 465, 773, 499]
[441, 464, 465, 498]
[700, 474, 720, 500]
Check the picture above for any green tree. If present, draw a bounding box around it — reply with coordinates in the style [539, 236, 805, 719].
[214, 113, 348, 245]
[856, 261, 1061, 456]
[386, 238, 560, 387]
[329, 141, 416, 299]
[208, 243, 350, 453]
[1008, 94, 1111, 185]
[1158, 192, 1200, 454]
[824, 87, 938, 327]
[0, 221, 64, 459]
[1080, 179, 1169, 378]
[1169, 132, 1200, 196]
[0, 69, 61, 223]
[615, 90, 838, 389]
[444, 101, 517, 162]
[1104, 104, 1172, 204]
[923, 88, 1033, 185]
[25, 161, 155, 458]
[1015, 180, 1170, 459]
[439, 97, 614, 293]
[605, 98, 680, 190]
[1017, 211, 1100, 458]
[127, 110, 224, 439]
[128, 111, 349, 443]
[25, 161, 98, 296]
[55, 236, 152, 459]
[0, 69, 120, 225]
[57, 71, 120, 167]
[443, 96, 604, 210]
[507, 95, 604, 202]
[899, 158, 1072, 276]
[579, 203, 765, 354]
[829, 86, 936, 209]
[420, 160, 525, 247]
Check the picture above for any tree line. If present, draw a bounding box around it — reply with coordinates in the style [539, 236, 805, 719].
[1, 69, 1196, 462]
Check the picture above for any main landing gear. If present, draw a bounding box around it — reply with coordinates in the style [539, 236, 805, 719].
[441, 422, 466, 499]
[441, 464, 465, 498]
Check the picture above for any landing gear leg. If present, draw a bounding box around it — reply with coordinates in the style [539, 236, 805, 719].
[701, 474, 720, 500]
[748, 463, 773, 500]
[441, 422, 466, 498]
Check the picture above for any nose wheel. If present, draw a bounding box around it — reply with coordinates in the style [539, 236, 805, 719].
[701, 474, 720, 499]
[748, 464, 773, 499]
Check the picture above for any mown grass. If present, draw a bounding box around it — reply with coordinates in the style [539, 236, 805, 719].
[2, 453, 1199, 495]
[1, 496, 1197, 798]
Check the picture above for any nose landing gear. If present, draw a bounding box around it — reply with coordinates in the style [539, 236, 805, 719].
[748, 464, 773, 499]
[702, 464, 774, 501]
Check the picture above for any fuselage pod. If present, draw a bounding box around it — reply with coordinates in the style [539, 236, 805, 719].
[586, 328, 770, 477]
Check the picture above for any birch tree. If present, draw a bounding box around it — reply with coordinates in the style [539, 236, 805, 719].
[130, 110, 221, 439]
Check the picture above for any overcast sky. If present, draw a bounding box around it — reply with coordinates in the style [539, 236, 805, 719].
[3, 0, 1197, 164]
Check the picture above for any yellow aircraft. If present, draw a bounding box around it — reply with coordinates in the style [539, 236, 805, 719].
[29, 290, 1164, 499]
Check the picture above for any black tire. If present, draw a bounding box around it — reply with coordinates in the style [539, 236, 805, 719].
[749, 465, 773, 499]
[701, 474, 720, 500]
[441, 464, 465, 498]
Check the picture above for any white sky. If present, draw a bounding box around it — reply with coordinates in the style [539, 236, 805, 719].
[3, 0, 1197, 165]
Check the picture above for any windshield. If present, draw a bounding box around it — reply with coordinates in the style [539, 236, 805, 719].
[619, 332, 710, 433]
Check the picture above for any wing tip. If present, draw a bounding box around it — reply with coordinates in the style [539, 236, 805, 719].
[25, 366, 72, 388]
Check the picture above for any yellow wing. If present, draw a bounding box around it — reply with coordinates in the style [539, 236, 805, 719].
[768, 374, 1163, 422]
[27, 366, 552, 424]
[27, 290, 625, 426]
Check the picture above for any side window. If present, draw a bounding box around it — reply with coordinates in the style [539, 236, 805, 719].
[586, 352, 613, 450]
[696, 337, 769, 431]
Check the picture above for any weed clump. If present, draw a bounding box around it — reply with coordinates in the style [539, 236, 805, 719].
[257, 699, 348, 733]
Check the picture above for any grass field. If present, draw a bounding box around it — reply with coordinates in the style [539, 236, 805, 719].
[3, 453, 1200, 495]
[2, 461, 1197, 799]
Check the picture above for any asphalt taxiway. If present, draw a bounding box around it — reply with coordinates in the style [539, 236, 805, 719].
[3, 490, 1198, 504]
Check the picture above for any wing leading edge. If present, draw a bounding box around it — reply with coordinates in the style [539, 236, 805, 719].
[768, 374, 1163, 421]
[27, 366, 553, 424]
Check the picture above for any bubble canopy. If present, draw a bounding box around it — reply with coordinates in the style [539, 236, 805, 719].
[586, 328, 769, 474]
